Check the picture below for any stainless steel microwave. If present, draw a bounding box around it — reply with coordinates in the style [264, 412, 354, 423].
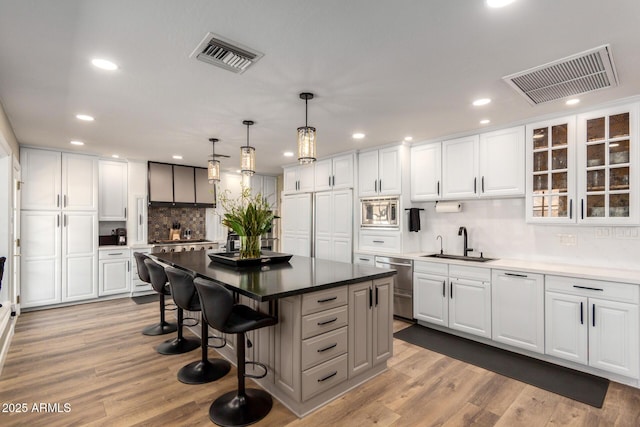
[361, 197, 399, 228]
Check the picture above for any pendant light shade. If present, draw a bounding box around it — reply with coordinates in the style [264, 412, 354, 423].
[297, 92, 316, 164]
[241, 120, 256, 176]
[208, 138, 221, 183]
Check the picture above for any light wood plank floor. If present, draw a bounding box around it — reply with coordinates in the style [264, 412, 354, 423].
[1, 298, 639, 426]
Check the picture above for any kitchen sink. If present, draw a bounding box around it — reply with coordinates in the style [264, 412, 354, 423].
[422, 253, 496, 263]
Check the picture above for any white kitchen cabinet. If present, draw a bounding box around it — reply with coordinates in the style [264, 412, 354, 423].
[62, 212, 98, 301]
[410, 143, 442, 201]
[545, 275, 639, 378]
[491, 269, 544, 353]
[353, 252, 375, 266]
[442, 135, 479, 199]
[414, 269, 448, 326]
[250, 174, 278, 209]
[281, 193, 312, 256]
[99, 248, 131, 296]
[358, 146, 402, 197]
[283, 164, 314, 194]
[314, 153, 355, 192]
[314, 190, 352, 262]
[132, 195, 148, 245]
[127, 161, 149, 246]
[479, 126, 525, 197]
[99, 160, 128, 221]
[449, 275, 491, 339]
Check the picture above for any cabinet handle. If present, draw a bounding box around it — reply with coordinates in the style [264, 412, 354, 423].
[373, 240, 384, 244]
[64, 194, 67, 207]
[474, 177, 477, 194]
[64, 214, 67, 227]
[317, 317, 338, 326]
[437, 181, 440, 196]
[57, 214, 60, 227]
[124, 207, 127, 218]
[580, 302, 584, 325]
[317, 371, 337, 382]
[505, 272, 528, 278]
[581, 199, 584, 220]
[379, 179, 382, 192]
[57, 194, 60, 207]
[332, 175, 335, 186]
[127, 260, 130, 272]
[569, 199, 573, 219]
[329, 176, 331, 186]
[317, 296, 337, 303]
[369, 287, 373, 308]
[592, 303, 596, 327]
[359, 257, 370, 262]
[139, 214, 143, 226]
[108, 252, 124, 256]
[481, 176, 485, 193]
[375, 286, 379, 306]
[450, 282, 453, 299]
[374, 180, 377, 192]
[317, 343, 337, 353]
[442, 280, 445, 297]
[572, 285, 604, 292]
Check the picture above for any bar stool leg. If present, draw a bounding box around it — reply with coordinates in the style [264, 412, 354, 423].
[156, 307, 200, 355]
[142, 293, 177, 336]
[178, 318, 230, 384]
[209, 332, 272, 426]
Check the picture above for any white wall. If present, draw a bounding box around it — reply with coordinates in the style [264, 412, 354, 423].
[414, 198, 640, 270]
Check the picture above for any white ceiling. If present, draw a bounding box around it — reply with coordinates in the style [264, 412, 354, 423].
[1, 0, 640, 175]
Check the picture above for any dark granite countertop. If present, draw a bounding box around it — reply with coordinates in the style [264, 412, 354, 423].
[151, 251, 396, 302]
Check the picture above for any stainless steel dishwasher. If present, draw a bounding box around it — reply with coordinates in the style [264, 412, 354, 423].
[374, 256, 413, 320]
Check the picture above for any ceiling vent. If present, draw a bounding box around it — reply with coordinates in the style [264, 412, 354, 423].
[503, 45, 618, 105]
[190, 32, 263, 74]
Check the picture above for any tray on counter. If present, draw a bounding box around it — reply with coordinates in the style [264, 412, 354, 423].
[208, 251, 293, 267]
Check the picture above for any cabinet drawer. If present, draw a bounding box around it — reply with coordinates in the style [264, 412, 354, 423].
[358, 231, 401, 253]
[414, 260, 448, 276]
[302, 306, 348, 339]
[546, 275, 639, 304]
[302, 287, 348, 315]
[301, 326, 348, 371]
[99, 248, 131, 260]
[302, 353, 348, 402]
[449, 264, 490, 282]
[353, 252, 375, 266]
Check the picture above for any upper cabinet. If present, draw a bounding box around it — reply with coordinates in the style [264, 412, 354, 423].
[358, 146, 402, 197]
[147, 161, 214, 207]
[526, 102, 639, 225]
[283, 164, 314, 194]
[249, 174, 278, 209]
[410, 143, 442, 201]
[314, 153, 355, 192]
[99, 160, 128, 221]
[479, 126, 525, 197]
[442, 135, 479, 199]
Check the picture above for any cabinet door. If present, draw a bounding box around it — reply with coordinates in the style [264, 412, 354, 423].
[442, 135, 479, 199]
[373, 277, 393, 366]
[589, 298, 639, 378]
[249, 174, 264, 198]
[491, 270, 544, 353]
[195, 167, 215, 205]
[314, 159, 332, 192]
[353, 252, 375, 266]
[298, 165, 315, 193]
[173, 165, 195, 204]
[411, 143, 441, 201]
[132, 195, 147, 245]
[526, 117, 576, 223]
[576, 103, 639, 225]
[332, 190, 353, 240]
[479, 126, 525, 197]
[20, 211, 61, 307]
[348, 281, 373, 377]
[62, 153, 98, 211]
[545, 291, 588, 364]
[358, 150, 379, 197]
[332, 154, 354, 189]
[99, 258, 131, 296]
[263, 175, 278, 209]
[378, 146, 402, 195]
[283, 167, 298, 194]
[449, 277, 491, 338]
[21, 148, 61, 210]
[99, 160, 128, 220]
[148, 162, 174, 203]
[414, 273, 448, 326]
[314, 192, 332, 260]
[62, 212, 98, 301]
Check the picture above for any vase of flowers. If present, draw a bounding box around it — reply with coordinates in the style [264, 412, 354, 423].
[219, 187, 275, 259]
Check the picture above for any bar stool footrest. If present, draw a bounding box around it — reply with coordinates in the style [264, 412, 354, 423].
[244, 361, 268, 379]
[207, 334, 227, 349]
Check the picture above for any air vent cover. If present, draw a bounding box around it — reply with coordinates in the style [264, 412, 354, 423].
[503, 45, 618, 105]
[190, 32, 263, 74]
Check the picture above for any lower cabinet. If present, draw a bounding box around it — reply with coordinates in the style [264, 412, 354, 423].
[98, 248, 131, 296]
[545, 275, 639, 378]
[353, 252, 375, 266]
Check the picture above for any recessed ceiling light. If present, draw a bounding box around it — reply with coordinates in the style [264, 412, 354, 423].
[172, 155, 183, 160]
[91, 58, 118, 71]
[404, 136, 413, 141]
[352, 133, 365, 140]
[76, 114, 95, 121]
[70, 140, 85, 146]
[283, 151, 294, 157]
[112, 154, 119, 158]
[472, 98, 492, 106]
[480, 119, 491, 125]
[486, 0, 516, 8]
[566, 98, 580, 106]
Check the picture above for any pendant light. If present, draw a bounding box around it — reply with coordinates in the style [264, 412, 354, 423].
[241, 120, 256, 176]
[207, 138, 221, 183]
[297, 92, 316, 164]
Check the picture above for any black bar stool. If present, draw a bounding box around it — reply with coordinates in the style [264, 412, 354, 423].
[194, 277, 278, 427]
[165, 266, 231, 384]
[134, 252, 177, 336]
[145, 258, 200, 355]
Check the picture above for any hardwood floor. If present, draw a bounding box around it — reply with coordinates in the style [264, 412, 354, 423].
[1, 298, 639, 426]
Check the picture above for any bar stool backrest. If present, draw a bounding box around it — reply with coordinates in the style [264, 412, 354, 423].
[144, 258, 169, 294]
[194, 277, 234, 333]
[165, 267, 199, 311]
[133, 252, 151, 284]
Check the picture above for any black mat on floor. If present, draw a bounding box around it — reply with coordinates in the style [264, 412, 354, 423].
[394, 324, 609, 408]
[131, 294, 158, 305]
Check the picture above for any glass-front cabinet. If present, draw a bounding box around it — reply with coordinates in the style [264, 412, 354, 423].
[526, 116, 577, 223]
[577, 104, 638, 224]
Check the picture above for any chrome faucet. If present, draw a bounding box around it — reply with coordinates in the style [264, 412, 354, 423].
[458, 226, 473, 257]
[436, 235, 443, 254]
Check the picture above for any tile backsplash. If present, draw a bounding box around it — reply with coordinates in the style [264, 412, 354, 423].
[148, 207, 206, 241]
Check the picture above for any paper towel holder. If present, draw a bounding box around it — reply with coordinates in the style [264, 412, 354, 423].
[435, 201, 462, 213]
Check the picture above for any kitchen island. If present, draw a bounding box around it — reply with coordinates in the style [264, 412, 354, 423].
[151, 251, 396, 418]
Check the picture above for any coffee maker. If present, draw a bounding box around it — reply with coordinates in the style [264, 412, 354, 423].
[116, 228, 127, 245]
